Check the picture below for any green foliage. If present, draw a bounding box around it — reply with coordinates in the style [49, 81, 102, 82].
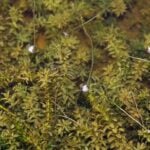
[110, 0, 126, 16]
[144, 34, 150, 48]
[0, 0, 150, 149]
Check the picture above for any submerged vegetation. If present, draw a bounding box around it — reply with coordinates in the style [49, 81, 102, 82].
[0, 0, 150, 149]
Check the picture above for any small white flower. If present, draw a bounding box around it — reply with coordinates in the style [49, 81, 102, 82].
[82, 84, 89, 92]
[147, 130, 150, 133]
[63, 32, 68, 37]
[27, 45, 35, 53]
[147, 46, 150, 54]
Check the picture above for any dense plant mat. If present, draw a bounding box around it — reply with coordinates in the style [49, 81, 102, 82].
[0, 0, 150, 149]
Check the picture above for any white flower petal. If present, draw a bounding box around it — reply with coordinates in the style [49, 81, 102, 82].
[147, 46, 150, 54]
[63, 32, 68, 37]
[82, 85, 89, 92]
[27, 45, 35, 53]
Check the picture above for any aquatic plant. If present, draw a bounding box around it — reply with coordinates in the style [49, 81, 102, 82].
[0, 0, 150, 149]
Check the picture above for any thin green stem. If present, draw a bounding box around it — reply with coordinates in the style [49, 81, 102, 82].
[113, 103, 147, 130]
[80, 16, 94, 86]
[129, 55, 150, 63]
[33, 0, 36, 46]
[71, 13, 100, 32]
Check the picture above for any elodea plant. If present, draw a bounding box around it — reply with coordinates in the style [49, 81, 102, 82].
[0, 0, 150, 149]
